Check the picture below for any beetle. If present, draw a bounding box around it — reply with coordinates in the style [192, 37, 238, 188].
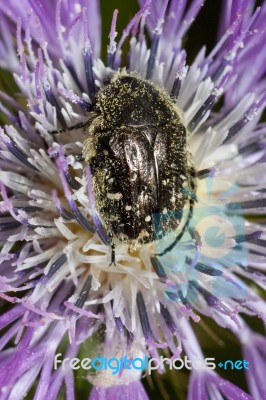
[52, 71, 197, 261]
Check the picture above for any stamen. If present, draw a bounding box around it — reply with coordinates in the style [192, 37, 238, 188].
[170, 51, 187, 99]
[177, 290, 191, 307]
[57, 84, 92, 111]
[83, 9, 96, 103]
[16, 206, 43, 212]
[127, 330, 134, 346]
[114, 316, 124, 334]
[64, 301, 100, 319]
[211, 60, 228, 83]
[160, 303, 177, 333]
[146, 0, 169, 80]
[188, 94, 216, 132]
[115, 0, 151, 66]
[111, 304, 134, 341]
[70, 200, 93, 231]
[206, 8, 251, 81]
[255, 239, 266, 248]
[107, 10, 118, 69]
[150, 256, 167, 283]
[55, 0, 65, 53]
[75, 275, 92, 308]
[56, 149, 94, 232]
[64, 169, 81, 190]
[234, 231, 263, 244]
[64, 60, 83, 93]
[0, 183, 34, 228]
[228, 199, 266, 210]
[192, 261, 223, 276]
[225, 115, 253, 144]
[188, 72, 229, 132]
[16, 17, 24, 59]
[175, 0, 205, 44]
[146, 35, 160, 80]
[225, 7, 261, 62]
[137, 291, 152, 341]
[44, 84, 67, 129]
[52, 189, 74, 220]
[43, 254, 67, 283]
[170, 78, 181, 100]
[0, 220, 21, 231]
[224, 94, 266, 143]
[0, 131, 37, 171]
[239, 142, 265, 155]
[25, 10, 35, 65]
[165, 291, 178, 301]
[193, 283, 240, 326]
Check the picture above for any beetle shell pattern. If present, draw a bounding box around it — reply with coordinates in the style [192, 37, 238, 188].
[83, 72, 196, 249]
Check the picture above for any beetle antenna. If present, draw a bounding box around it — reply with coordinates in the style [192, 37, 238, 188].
[49, 118, 91, 135]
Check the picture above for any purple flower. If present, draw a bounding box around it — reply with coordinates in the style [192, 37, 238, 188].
[0, 1, 266, 399]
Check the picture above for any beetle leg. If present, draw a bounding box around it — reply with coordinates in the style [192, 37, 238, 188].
[49, 119, 91, 135]
[110, 243, 116, 266]
[108, 234, 116, 266]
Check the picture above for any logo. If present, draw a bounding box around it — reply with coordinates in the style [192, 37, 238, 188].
[153, 177, 248, 302]
[54, 354, 250, 374]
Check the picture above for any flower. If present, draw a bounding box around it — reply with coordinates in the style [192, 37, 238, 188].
[0, 0, 266, 399]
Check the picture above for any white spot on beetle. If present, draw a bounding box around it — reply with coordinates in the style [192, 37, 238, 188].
[107, 193, 123, 200]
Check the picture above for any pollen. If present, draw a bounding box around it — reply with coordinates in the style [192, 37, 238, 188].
[107, 192, 123, 200]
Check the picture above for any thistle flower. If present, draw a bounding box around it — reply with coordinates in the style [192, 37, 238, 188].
[0, 1, 265, 399]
